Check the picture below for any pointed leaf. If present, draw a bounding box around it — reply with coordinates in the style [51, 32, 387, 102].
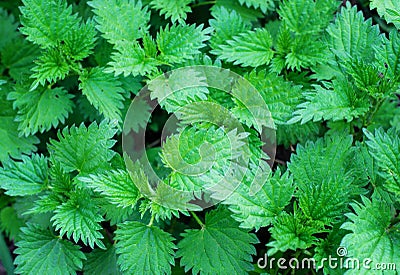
[51, 192, 105, 249]
[79, 67, 125, 123]
[177, 208, 258, 274]
[79, 169, 140, 208]
[341, 197, 400, 266]
[212, 28, 273, 67]
[150, 0, 192, 23]
[48, 120, 117, 174]
[8, 86, 74, 136]
[88, 0, 150, 45]
[20, 0, 80, 48]
[0, 154, 48, 196]
[14, 224, 86, 275]
[115, 221, 176, 275]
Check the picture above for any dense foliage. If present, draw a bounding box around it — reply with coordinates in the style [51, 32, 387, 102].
[0, 0, 399, 274]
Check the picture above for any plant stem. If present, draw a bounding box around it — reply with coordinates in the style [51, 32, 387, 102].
[102, 228, 114, 244]
[191, 1, 216, 8]
[390, 214, 400, 228]
[0, 233, 14, 275]
[364, 98, 385, 128]
[190, 211, 205, 229]
[147, 214, 155, 227]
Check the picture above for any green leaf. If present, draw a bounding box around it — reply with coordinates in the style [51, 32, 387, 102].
[101, 201, 134, 226]
[313, 222, 347, 274]
[148, 68, 208, 113]
[137, 181, 198, 221]
[79, 67, 125, 123]
[150, 0, 192, 23]
[326, 3, 382, 62]
[0, 81, 15, 116]
[375, 30, 400, 78]
[8, 86, 74, 136]
[276, 122, 322, 148]
[345, 58, 392, 100]
[238, 0, 275, 13]
[0, 206, 24, 240]
[370, 0, 400, 30]
[288, 133, 353, 188]
[0, 116, 39, 162]
[88, 0, 150, 45]
[84, 246, 122, 275]
[284, 35, 327, 71]
[48, 162, 74, 194]
[273, 0, 339, 71]
[79, 169, 140, 208]
[1, 39, 40, 82]
[211, 0, 263, 23]
[341, 197, 400, 266]
[230, 77, 274, 132]
[209, 6, 251, 50]
[223, 168, 294, 230]
[0, 82, 39, 161]
[289, 132, 366, 224]
[20, 0, 80, 48]
[161, 126, 247, 194]
[115, 221, 176, 275]
[177, 208, 258, 274]
[364, 128, 400, 196]
[129, 153, 201, 219]
[267, 207, 322, 256]
[107, 41, 160, 77]
[212, 28, 274, 67]
[48, 120, 117, 174]
[14, 224, 86, 275]
[245, 69, 302, 124]
[0, 231, 14, 275]
[51, 191, 105, 249]
[352, 142, 380, 187]
[12, 196, 53, 228]
[63, 20, 97, 61]
[30, 48, 71, 89]
[122, 95, 152, 133]
[290, 78, 370, 124]
[278, 0, 339, 34]
[297, 175, 354, 225]
[28, 192, 63, 215]
[156, 24, 212, 64]
[0, 154, 48, 196]
[368, 99, 400, 132]
[0, 7, 19, 51]
[270, 27, 291, 73]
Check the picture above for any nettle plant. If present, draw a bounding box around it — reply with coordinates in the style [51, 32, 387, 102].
[0, 0, 399, 274]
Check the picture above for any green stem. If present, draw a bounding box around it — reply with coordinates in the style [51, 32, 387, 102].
[364, 98, 385, 128]
[0, 232, 14, 275]
[190, 211, 205, 229]
[147, 214, 155, 227]
[69, 61, 84, 76]
[191, 1, 216, 8]
[157, 60, 173, 67]
[101, 228, 114, 245]
[372, 15, 394, 33]
[290, 250, 302, 275]
[390, 214, 400, 227]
